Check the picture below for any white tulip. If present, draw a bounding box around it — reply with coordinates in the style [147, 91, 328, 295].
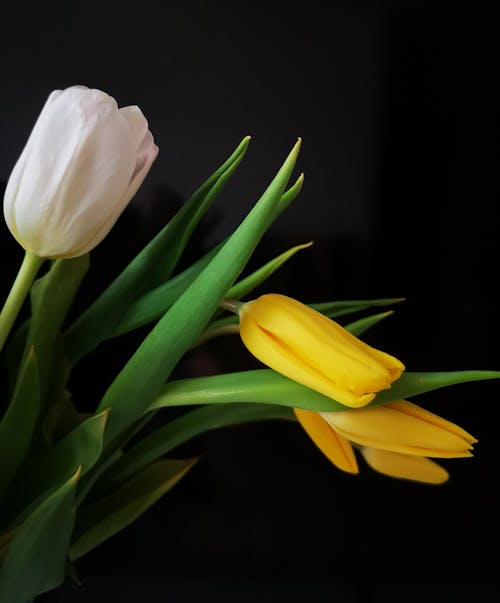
[3, 85, 159, 258]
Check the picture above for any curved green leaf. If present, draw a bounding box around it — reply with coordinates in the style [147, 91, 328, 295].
[100, 403, 293, 490]
[149, 368, 500, 413]
[0, 468, 80, 603]
[110, 242, 224, 337]
[345, 310, 394, 337]
[65, 136, 251, 364]
[23, 256, 89, 407]
[150, 370, 346, 412]
[105, 175, 305, 340]
[5, 411, 109, 527]
[226, 241, 313, 302]
[0, 347, 39, 506]
[310, 297, 405, 318]
[274, 172, 304, 218]
[69, 458, 196, 562]
[1, 319, 30, 401]
[97, 140, 302, 449]
[372, 370, 500, 404]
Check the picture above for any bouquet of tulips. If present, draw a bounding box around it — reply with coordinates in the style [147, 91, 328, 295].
[0, 86, 498, 603]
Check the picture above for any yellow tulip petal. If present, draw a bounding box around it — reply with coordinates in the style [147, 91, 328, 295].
[322, 402, 474, 458]
[349, 339, 405, 382]
[294, 408, 358, 473]
[240, 315, 374, 407]
[387, 400, 477, 444]
[360, 447, 449, 484]
[241, 294, 403, 395]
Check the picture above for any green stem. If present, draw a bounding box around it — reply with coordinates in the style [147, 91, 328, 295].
[0, 251, 44, 352]
[219, 297, 243, 314]
[193, 323, 240, 348]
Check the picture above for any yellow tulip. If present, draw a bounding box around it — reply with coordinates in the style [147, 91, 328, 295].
[239, 293, 404, 408]
[359, 448, 449, 485]
[294, 401, 476, 484]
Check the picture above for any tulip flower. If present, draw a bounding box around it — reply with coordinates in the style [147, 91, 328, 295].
[3, 85, 158, 259]
[294, 401, 477, 484]
[238, 293, 404, 407]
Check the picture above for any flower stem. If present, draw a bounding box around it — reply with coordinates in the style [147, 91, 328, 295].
[0, 251, 44, 352]
[193, 323, 240, 348]
[219, 297, 243, 314]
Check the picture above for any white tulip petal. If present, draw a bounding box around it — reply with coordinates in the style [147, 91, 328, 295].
[3, 86, 158, 258]
[120, 105, 150, 147]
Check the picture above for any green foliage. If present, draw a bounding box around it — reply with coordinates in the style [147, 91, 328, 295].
[96, 140, 302, 449]
[109, 242, 223, 337]
[345, 310, 395, 337]
[0, 469, 80, 603]
[65, 137, 251, 364]
[69, 458, 197, 561]
[23, 257, 89, 405]
[109, 220, 308, 339]
[149, 368, 500, 413]
[0, 131, 497, 603]
[99, 404, 294, 491]
[225, 241, 313, 302]
[4, 412, 108, 530]
[0, 348, 40, 506]
[310, 297, 406, 318]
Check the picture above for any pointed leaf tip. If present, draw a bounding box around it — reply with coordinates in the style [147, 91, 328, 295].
[72, 466, 83, 484]
[237, 135, 251, 150]
[285, 138, 302, 163]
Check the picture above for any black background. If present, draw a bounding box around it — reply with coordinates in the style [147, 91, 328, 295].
[1, 1, 499, 601]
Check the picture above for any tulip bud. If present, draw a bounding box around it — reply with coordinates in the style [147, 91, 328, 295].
[239, 293, 404, 407]
[3, 86, 159, 258]
[322, 400, 476, 457]
[294, 402, 476, 484]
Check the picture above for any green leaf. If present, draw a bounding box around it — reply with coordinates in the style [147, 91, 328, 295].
[110, 242, 224, 337]
[310, 297, 405, 319]
[0, 347, 40, 507]
[41, 358, 80, 447]
[372, 370, 500, 405]
[5, 411, 109, 527]
[226, 241, 313, 302]
[22, 256, 89, 407]
[197, 314, 239, 334]
[0, 530, 13, 559]
[69, 458, 197, 562]
[150, 370, 345, 411]
[274, 172, 304, 218]
[108, 178, 305, 340]
[65, 137, 251, 364]
[149, 368, 500, 413]
[1, 319, 30, 401]
[0, 468, 79, 603]
[100, 403, 294, 490]
[97, 140, 302, 450]
[345, 310, 395, 337]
